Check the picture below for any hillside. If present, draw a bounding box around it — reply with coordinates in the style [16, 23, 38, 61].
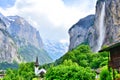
[55, 45, 108, 69]
[0, 13, 52, 65]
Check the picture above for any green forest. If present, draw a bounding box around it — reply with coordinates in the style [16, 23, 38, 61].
[1, 45, 120, 80]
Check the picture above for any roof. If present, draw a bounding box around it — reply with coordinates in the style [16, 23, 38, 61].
[35, 56, 39, 67]
[99, 42, 120, 52]
[39, 68, 46, 73]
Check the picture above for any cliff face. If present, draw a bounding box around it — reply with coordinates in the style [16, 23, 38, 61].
[0, 18, 20, 63]
[68, 15, 95, 50]
[7, 16, 52, 64]
[91, 0, 120, 51]
[7, 16, 43, 49]
[104, 0, 120, 45]
[69, 0, 120, 51]
[0, 13, 52, 64]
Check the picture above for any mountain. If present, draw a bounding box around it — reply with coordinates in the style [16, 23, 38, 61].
[68, 15, 95, 50]
[98, 0, 120, 45]
[7, 16, 43, 48]
[0, 17, 20, 63]
[0, 13, 52, 65]
[90, 0, 120, 51]
[68, 0, 120, 52]
[44, 40, 68, 61]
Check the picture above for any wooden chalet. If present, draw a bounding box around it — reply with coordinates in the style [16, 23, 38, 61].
[99, 42, 120, 80]
[100, 42, 120, 70]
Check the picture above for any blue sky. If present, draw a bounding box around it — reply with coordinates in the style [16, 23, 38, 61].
[0, 0, 16, 8]
[63, 0, 81, 6]
[0, 0, 97, 43]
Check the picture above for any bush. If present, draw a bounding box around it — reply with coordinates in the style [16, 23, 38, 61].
[45, 60, 95, 80]
[3, 62, 35, 80]
[100, 66, 112, 80]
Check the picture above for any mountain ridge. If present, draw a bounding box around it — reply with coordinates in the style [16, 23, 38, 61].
[0, 13, 52, 65]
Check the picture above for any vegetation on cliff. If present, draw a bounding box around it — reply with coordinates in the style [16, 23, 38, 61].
[56, 45, 108, 69]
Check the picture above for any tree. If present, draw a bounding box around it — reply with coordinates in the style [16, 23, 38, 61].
[3, 62, 35, 80]
[90, 51, 108, 69]
[100, 66, 112, 80]
[45, 60, 95, 80]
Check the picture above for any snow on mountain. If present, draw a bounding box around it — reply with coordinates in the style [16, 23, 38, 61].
[44, 40, 68, 61]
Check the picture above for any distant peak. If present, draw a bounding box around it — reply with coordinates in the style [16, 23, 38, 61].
[7, 15, 23, 20]
[0, 13, 4, 17]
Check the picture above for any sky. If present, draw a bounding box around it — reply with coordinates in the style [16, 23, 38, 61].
[0, 0, 97, 43]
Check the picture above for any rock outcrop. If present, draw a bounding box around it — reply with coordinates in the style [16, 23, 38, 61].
[69, 0, 120, 51]
[104, 0, 120, 45]
[0, 18, 20, 63]
[7, 16, 43, 49]
[91, 0, 120, 51]
[7, 16, 52, 64]
[68, 15, 95, 50]
[0, 13, 52, 64]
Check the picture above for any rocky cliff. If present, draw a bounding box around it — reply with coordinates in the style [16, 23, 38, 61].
[7, 16, 43, 49]
[69, 0, 120, 51]
[91, 0, 120, 51]
[0, 17, 20, 63]
[68, 15, 95, 50]
[104, 0, 120, 45]
[0, 13, 52, 64]
[7, 16, 52, 64]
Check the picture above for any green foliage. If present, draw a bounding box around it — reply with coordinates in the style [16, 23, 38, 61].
[45, 60, 95, 80]
[3, 62, 35, 80]
[2, 44, 110, 80]
[116, 74, 120, 79]
[56, 45, 92, 67]
[63, 59, 78, 66]
[56, 44, 109, 69]
[32, 78, 38, 80]
[41, 44, 109, 80]
[90, 51, 108, 69]
[100, 66, 112, 80]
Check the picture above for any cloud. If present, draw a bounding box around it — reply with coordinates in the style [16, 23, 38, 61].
[0, 0, 97, 41]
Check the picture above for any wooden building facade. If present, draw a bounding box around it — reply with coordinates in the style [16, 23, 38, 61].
[100, 42, 120, 80]
[100, 42, 120, 70]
